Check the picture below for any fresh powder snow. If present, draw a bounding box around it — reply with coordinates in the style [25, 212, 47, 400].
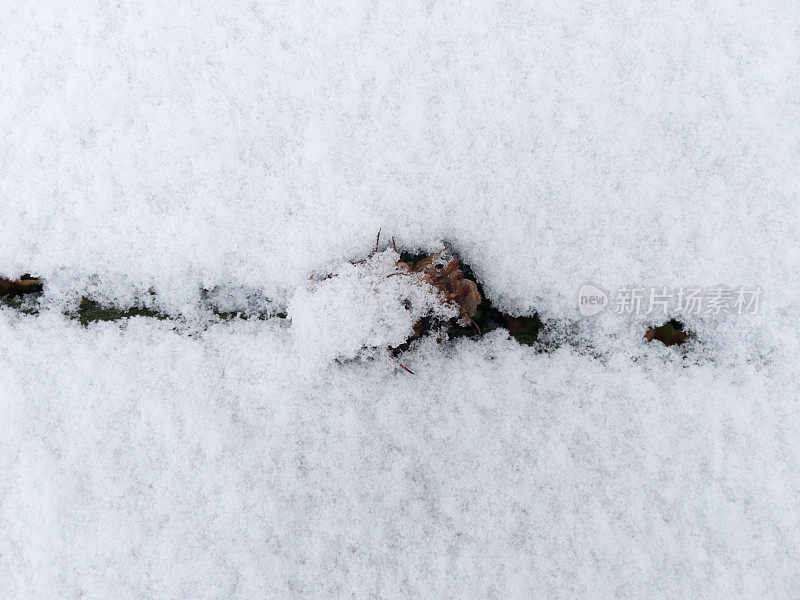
[1, 1, 799, 598]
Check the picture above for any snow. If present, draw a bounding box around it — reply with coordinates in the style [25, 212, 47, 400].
[1, 0, 800, 598]
[1, 314, 799, 598]
[2, 1, 799, 320]
[288, 249, 457, 366]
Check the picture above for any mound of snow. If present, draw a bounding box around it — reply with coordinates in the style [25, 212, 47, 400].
[288, 249, 457, 365]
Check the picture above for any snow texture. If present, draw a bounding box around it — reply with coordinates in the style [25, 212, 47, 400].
[2, 314, 799, 599]
[1, 1, 798, 322]
[1, 0, 800, 598]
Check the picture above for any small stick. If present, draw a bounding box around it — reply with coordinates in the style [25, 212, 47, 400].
[465, 315, 482, 336]
[375, 228, 381, 254]
[392, 236, 397, 252]
[393, 357, 414, 374]
[0, 278, 43, 296]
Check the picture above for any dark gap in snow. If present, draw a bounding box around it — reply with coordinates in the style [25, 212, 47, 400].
[0, 275, 43, 297]
[398, 248, 544, 348]
[644, 319, 691, 346]
[0, 266, 692, 355]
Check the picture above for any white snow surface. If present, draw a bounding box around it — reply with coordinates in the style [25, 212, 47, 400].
[1, 313, 799, 599]
[1, 1, 800, 598]
[1, 1, 798, 319]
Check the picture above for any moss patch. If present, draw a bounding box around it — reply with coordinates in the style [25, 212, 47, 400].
[77, 298, 169, 326]
[645, 319, 690, 346]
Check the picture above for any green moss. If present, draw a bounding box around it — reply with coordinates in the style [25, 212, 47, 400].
[210, 309, 286, 321]
[1, 295, 25, 311]
[646, 319, 690, 346]
[3, 248, 543, 347]
[0, 293, 41, 316]
[77, 299, 169, 326]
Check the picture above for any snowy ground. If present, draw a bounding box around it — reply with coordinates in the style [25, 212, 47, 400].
[1, 1, 800, 598]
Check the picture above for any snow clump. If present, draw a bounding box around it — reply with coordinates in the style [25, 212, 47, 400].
[288, 249, 458, 365]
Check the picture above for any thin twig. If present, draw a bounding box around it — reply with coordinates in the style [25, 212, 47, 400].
[0, 278, 43, 296]
[465, 315, 482, 336]
[375, 228, 381, 254]
[393, 357, 414, 374]
[392, 236, 397, 252]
